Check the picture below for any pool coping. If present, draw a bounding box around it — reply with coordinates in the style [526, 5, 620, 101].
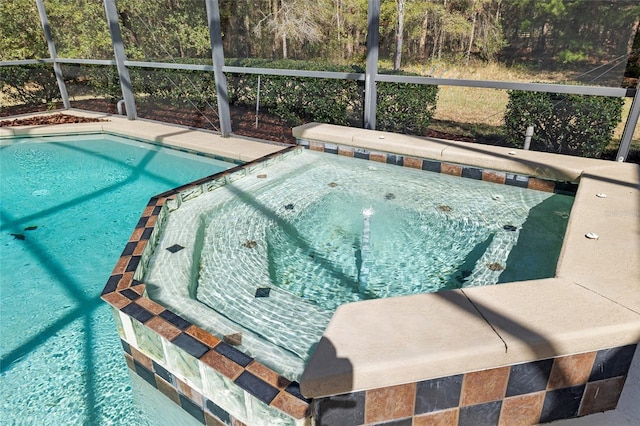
[293, 123, 640, 398]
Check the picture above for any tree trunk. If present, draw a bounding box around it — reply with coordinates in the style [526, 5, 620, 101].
[438, 0, 447, 60]
[282, 32, 288, 58]
[394, 0, 405, 70]
[418, 13, 429, 60]
[466, 10, 477, 64]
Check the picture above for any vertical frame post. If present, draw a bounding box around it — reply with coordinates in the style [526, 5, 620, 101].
[35, 0, 70, 109]
[206, 0, 232, 137]
[617, 84, 640, 162]
[103, 0, 137, 119]
[364, 0, 380, 130]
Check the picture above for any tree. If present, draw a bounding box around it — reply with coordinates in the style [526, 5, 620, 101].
[0, 0, 48, 60]
[394, 0, 405, 70]
[252, 0, 323, 59]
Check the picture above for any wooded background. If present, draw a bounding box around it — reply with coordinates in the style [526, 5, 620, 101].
[2, 0, 638, 86]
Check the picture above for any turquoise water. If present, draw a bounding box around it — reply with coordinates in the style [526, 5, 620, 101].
[147, 149, 573, 379]
[0, 134, 233, 425]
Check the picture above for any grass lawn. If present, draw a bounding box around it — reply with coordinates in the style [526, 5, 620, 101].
[382, 59, 639, 162]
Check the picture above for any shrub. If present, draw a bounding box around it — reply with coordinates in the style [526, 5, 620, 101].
[226, 59, 439, 132]
[0, 64, 60, 107]
[376, 76, 438, 135]
[226, 58, 363, 126]
[504, 90, 624, 158]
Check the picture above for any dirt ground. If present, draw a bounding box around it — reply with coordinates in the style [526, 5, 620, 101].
[0, 99, 298, 144]
[0, 98, 478, 144]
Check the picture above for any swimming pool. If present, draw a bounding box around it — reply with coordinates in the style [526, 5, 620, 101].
[0, 133, 234, 424]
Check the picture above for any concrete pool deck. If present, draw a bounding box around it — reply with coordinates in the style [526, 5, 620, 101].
[2, 112, 638, 425]
[0, 110, 285, 162]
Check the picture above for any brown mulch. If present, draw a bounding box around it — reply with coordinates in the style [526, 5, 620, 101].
[1, 99, 473, 145]
[0, 99, 297, 144]
[0, 113, 107, 127]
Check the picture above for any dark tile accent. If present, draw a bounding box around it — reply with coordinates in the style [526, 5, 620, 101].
[506, 358, 554, 397]
[172, 333, 210, 359]
[234, 371, 279, 405]
[152, 360, 174, 385]
[461, 167, 483, 180]
[214, 342, 253, 367]
[539, 385, 585, 423]
[286, 381, 311, 402]
[136, 217, 149, 228]
[386, 154, 403, 166]
[313, 391, 366, 426]
[159, 310, 191, 330]
[134, 360, 157, 388]
[505, 173, 529, 188]
[132, 279, 144, 287]
[421, 159, 441, 173]
[205, 398, 231, 424]
[147, 197, 160, 206]
[152, 205, 162, 215]
[121, 339, 132, 355]
[120, 288, 141, 300]
[415, 374, 463, 414]
[179, 393, 206, 424]
[589, 344, 637, 381]
[354, 149, 370, 160]
[125, 256, 141, 272]
[166, 244, 185, 253]
[142, 227, 153, 240]
[102, 274, 121, 295]
[458, 401, 501, 426]
[324, 145, 339, 154]
[121, 303, 154, 324]
[122, 241, 137, 256]
[369, 418, 412, 426]
[554, 181, 579, 195]
[579, 376, 626, 416]
[254, 287, 271, 298]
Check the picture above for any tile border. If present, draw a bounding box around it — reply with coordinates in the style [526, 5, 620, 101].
[311, 344, 636, 425]
[296, 138, 578, 194]
[102, 145, 311, 423]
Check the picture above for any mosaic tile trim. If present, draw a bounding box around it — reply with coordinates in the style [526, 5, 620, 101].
[312, 344, 636, 425]
[101, 146, 310, 423]
[296, 138, 579, 195]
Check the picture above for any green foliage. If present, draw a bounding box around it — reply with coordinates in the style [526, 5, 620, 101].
[0, 0, 47, 60]
[0, 64, 60, 107]
[376, 76, 438, 135]
[226, 58, 364, 126]
[77, 66, 123, 101]
[225, 59, 439, 131]
[504, 90, 624, 158]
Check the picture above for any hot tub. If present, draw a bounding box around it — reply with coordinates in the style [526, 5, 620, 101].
[101, 122, 640, 426]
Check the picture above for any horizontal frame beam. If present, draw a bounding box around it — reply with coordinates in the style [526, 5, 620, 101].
[1, 60, 632, 98]
[375, 74, 630, 97]
[222, 66, 365, 81]
[0, 59, 52, 66]
[125, 61, 213, 71]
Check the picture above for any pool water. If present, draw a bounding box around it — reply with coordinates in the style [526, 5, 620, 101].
[0, 134, 233, 425]
[146, 149, 574, 378]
